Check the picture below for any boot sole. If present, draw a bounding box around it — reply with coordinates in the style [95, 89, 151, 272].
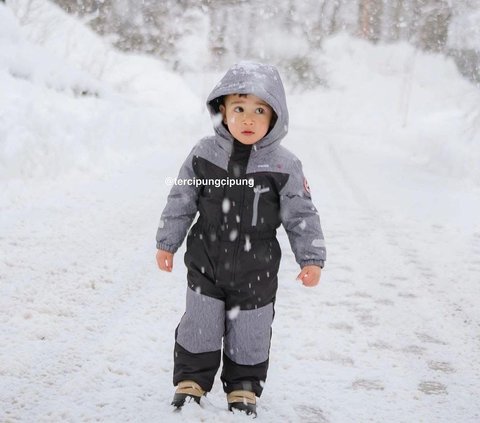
[228, 402, 257, 417]
[171, 393, 201, 408]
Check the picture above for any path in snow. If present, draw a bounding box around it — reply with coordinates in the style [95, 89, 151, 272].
[286, 125, 480, 422]
[1, 124, 480, 422]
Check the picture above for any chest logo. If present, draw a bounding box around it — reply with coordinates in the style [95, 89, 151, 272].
[303, 177, 311, 194]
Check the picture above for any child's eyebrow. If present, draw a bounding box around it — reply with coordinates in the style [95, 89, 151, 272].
[229, 100, 270, 107]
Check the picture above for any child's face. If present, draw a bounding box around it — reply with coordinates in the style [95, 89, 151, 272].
[219, 94, 273, 145]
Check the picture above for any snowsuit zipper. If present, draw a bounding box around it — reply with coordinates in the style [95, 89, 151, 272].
[231, 179, 249, 284]
[252, 185, 270, 226]
[228, 139, 251, 285]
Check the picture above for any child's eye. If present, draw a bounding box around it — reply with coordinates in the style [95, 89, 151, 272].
[255, 108, 265, 114]
[233, 106, 244, 112]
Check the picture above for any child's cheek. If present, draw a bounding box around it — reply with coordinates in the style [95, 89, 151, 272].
[229, 116, 236, 124]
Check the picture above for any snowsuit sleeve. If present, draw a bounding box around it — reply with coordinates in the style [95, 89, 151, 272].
[156, 146, 199, 253]
[279, 158, 326, 268]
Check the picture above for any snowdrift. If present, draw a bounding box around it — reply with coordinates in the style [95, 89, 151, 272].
[295, 34, 480, 187]
[0, 1, 200, 181]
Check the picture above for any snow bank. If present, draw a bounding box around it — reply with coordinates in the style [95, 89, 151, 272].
[0, 1, 202, 182]
[1, 1, 479, 188]
[295, 34, 480, 186]
[0, 5, 104, 97]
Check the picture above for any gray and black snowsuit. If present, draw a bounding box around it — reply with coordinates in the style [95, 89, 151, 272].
[156, 62, 326, 397]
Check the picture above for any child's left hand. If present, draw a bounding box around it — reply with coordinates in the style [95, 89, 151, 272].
[296, 265, 322, 287]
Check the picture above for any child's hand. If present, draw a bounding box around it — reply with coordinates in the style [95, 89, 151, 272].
[296, 265, 321, 287]
[156, 249, 174, 272]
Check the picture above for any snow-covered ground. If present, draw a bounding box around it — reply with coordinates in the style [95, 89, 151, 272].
[1, 2, 480, 422]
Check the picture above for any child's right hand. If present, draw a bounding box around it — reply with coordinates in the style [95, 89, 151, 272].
[156, 249, 174, 272]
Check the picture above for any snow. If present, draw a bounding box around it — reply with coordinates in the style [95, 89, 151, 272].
[0, 0, 203, 183]
[222, 197, 231, 214]
[227, 306, 241, 321]
[448, 7, 480, 51]
[244, 235, 252, 252]
[1, 2, 480, 423]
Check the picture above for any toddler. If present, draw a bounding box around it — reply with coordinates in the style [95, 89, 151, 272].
[156, 62, 326, 416]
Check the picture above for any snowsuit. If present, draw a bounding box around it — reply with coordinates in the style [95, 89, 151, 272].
[156, 62, 326, 397]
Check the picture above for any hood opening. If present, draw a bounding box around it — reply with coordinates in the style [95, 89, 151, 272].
[208, 94, 279, 136]
[206, 62, 289, 150]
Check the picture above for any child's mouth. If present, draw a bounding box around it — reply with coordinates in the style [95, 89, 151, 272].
[242, 131, 254, 135]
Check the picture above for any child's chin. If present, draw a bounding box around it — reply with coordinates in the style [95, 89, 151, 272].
[237, 137, 260, 145]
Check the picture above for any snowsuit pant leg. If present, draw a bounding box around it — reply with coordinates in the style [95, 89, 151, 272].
[217, 236, 281, 397]
[173, 287, 225, 392]
[220, 300, 276, 397]
[173, 229, 225, 392]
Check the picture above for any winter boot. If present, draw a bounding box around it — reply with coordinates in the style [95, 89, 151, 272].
[227, 390, 257, 417]
[171, 380, 205, 408]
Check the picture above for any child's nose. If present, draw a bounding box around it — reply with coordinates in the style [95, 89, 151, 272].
[242, 113, 254, 124]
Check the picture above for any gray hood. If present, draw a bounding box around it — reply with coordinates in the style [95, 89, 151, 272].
[206, 61, 289, 152]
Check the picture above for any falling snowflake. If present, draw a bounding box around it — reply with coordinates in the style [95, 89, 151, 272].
[244, 235, 251, 251]
[222, 198, 231, 213]
[212, 113, 223, 127]
[227, 306, 240, 320]
[312, 239, 325, 247]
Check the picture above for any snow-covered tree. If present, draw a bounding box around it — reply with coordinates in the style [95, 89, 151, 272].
[44, 0, 479, 85]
